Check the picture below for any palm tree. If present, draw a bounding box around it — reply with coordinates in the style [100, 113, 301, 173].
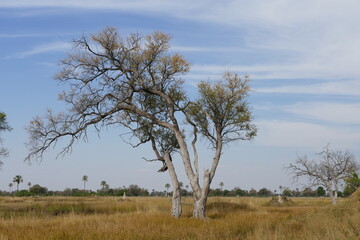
[13, 175, 23, 191]
[8, 183, 13, 192]
[82, 175, 88, 190]
[219, 182, 224, 191]
[100, 180, 109, 190]
[165, 183, 170, 197]
[27, 182, 32, 190]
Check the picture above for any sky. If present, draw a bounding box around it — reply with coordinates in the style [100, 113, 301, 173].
[0, 0, 360, 193]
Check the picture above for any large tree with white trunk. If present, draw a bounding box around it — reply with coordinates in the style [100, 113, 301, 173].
[26, 27, 256, 218]
[288, 145, 359, 204]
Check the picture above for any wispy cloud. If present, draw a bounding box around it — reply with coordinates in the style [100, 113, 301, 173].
[191, 63, 328, 79]
[0, 33, 50, 38]
[283, 102, 360, 125]
[256, 120, 360, 150]
[255, 80, 360, 96]
[0, 32, 78, 38]
[4, 0, 360, 95]
[8, 41, 71, 59]
[172, 46, 250, 53]
[190, 62, 360, 83]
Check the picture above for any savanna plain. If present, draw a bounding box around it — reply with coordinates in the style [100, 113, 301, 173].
[0, 192, 359, 240]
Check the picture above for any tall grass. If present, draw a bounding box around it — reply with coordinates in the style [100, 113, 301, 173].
[0, 195, 358, 239]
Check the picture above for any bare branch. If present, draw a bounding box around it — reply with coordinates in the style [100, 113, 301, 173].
[287, 145, 359, 204]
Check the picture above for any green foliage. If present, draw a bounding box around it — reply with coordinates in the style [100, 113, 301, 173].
[126, 184, 149, 196]
[0, 112, 11, 132]
[303, 187, 316, 197]
[209, 188, 222, 197]
[188, 73, 257, 147]
[343, 172, 360, 197]
[234, 188, 247, 196]
[316, 186, 326, 197]
[15, 190, 31, 197]
[257, 188, 272, 196]
[29, 184, 48, 195]
[249, 188, 257, 196]
[70, 188, 93, 196]
[282, 189, 292, 197]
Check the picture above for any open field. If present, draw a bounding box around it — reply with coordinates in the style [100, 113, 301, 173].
[0, 193, 359, 240]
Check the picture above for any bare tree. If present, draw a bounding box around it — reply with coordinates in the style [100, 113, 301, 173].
[287, 145, 358, 204]
[25, 27, 256, 218]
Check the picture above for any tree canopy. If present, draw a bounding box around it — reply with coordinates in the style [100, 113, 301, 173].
[26, 27, 256, 218]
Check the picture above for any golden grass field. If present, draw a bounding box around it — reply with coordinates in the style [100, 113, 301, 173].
[0, 192, 359, 240]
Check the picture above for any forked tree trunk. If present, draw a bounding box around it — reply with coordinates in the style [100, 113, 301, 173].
[192, 171, 211, 219]
[193, 197, 207, 219]
[172, 124, 223, 219]
[164, 152, 182, 218]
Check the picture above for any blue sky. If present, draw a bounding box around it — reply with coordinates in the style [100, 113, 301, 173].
[1, 0, 360, 192]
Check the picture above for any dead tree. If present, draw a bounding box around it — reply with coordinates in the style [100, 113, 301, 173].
[287, 145, 358, 204]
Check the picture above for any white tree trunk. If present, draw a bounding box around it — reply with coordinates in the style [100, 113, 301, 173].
[328, 181, 338, 205]
[192, 170, 212, 219]
[171, 120, 223, 219]
[332, 182, 338, 205]
[164, 152, 182, 218]
[193, 197, 207, 219]
[332, 190, 337, 205]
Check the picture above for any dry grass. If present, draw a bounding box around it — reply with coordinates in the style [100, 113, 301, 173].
[0, 194, 358, 240]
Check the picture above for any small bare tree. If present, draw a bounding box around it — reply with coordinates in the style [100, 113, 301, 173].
[287, 145, 358, 204]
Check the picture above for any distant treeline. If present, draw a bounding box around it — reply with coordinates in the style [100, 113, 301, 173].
[0, 184, 353, 198]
